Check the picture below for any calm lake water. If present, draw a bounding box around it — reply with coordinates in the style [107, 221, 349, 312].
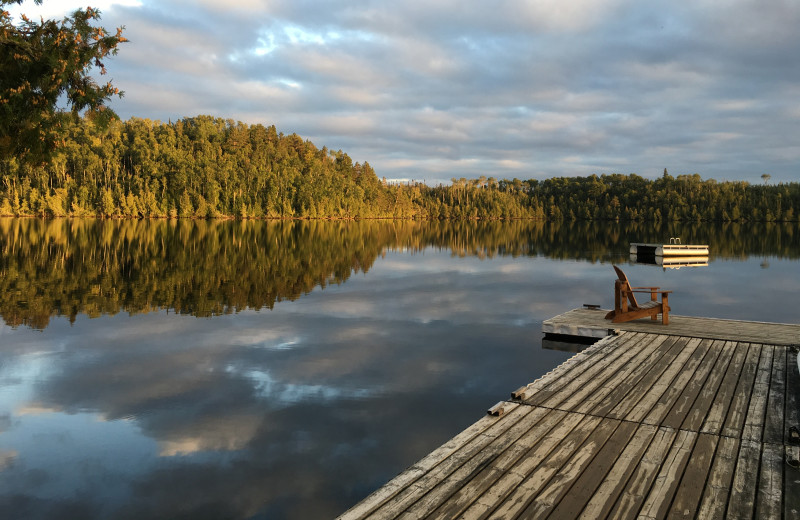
[1, 218, 798, 519]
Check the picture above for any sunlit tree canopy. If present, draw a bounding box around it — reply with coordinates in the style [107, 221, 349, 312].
[0, 0, 126, 162]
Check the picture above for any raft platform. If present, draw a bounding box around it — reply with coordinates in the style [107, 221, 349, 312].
[630, 242, 709, 257]
[338, 309, 800, 519]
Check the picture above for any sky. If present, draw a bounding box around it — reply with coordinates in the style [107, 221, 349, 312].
[9, 0, 800, 185]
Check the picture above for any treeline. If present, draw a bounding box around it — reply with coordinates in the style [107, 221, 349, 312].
[0, 114, 798, 221]
[0, 114, 393, 219]
[2, 218, 798, 329]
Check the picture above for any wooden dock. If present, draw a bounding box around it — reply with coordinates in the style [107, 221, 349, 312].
[338, 310, 800, 519]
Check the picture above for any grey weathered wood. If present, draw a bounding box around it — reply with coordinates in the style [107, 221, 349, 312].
[726, 439, 762, 519]
[620, 337, 703, 423]
[695, 435, 740, 520]
[580, 334, 681, 416]
[471, 415, 603, 519]
[756, 442, 783, 519]
[786, 348, 800, 444]
[517, 418, 627, 518]
[487, 401, 511, 416]
[458, 411, 591, 519]
[720, 343, 761, 439]
[741, 344, 774, 442]
[763, 346, 786, 445]
[549, 334, 670, 414]
[540, 420, 639, 519]
[420, 408, 570, 520]
[643, 338, 714, 427]
[666, 432, 718, 519]
[681, 340, 737, 432]
[637, 429, 697, 520]
[661, 340, 725, 430]
[605, 426, 678, 520]
[576, 424, 659, 520]
[577, 334, 679, 417]
[517, 333, 628, 405]
[530, 332, 646, 409]
[542, 307, 800, 345]
[785, 348, 800, 520]
[701, 341, 752, 436]
[602, 336, 691, 421]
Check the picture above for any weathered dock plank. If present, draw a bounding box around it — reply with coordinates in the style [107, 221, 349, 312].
[696, 435, 740, 520]
[727, 439, 762, 519]
[637, 428, 697, 520]
[616, 337, 703, 424]
[575, 423, 659, 520]
[581, 335, 680, 418]
[721, 343, 761, 439]
[422, 408, 570, 519]
[541, 333, 666, 413]
[758, 443, 784, 519]
[642, 338, 714, 426]
[338, 312, 800, 520]
[681, 340, 737, 432]
[521, 332, 643, 408]
[605, 426, 678, 520]
[786, 349, 800, 444]
[660, 339, 725, 430]
[666, 432, 718, 519]
[480, 414, 603, 518]
[542, 307, 800, 345]
[765, 346, 787, 445]
[539, 420, 639, 519]
[701, 341, 753, 436]
[742, 344, 774, 442]
[460, 411, 590, 519]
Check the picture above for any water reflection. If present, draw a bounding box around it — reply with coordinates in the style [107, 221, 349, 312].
[1, 218, 798, 329]
[1, 257, 576, 519]
[630, 253, 710, 269]
[1, 219, 799, 519]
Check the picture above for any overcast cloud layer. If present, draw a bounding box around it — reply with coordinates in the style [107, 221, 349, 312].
[12, 0, 800, 184]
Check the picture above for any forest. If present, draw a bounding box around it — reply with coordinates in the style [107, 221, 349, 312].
[0, 114, 798, 222]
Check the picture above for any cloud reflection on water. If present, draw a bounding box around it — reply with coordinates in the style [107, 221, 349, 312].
[1, 252, 584, 519]
[1, 245, 799, 518]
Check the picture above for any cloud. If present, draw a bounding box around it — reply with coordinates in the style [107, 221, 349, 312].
[9, 0, 800, 183]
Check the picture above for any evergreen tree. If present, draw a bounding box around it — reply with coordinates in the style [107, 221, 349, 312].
[1, 0, 126, 163]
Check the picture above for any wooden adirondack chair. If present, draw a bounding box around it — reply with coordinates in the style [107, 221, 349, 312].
[605, 265, 671, 325]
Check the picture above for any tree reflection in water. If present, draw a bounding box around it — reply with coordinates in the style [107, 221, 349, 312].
[1, 218, 797, 329]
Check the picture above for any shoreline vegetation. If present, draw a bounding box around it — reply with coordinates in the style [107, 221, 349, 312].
[1, 115, 798, 222]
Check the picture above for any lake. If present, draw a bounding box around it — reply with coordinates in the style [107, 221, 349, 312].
[1, 218, 798, 519]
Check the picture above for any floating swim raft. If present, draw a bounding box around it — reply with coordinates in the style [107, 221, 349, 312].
[630, 242, 709, 257]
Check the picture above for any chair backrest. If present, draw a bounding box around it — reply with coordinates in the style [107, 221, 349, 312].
[612, 265, 639, 308]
